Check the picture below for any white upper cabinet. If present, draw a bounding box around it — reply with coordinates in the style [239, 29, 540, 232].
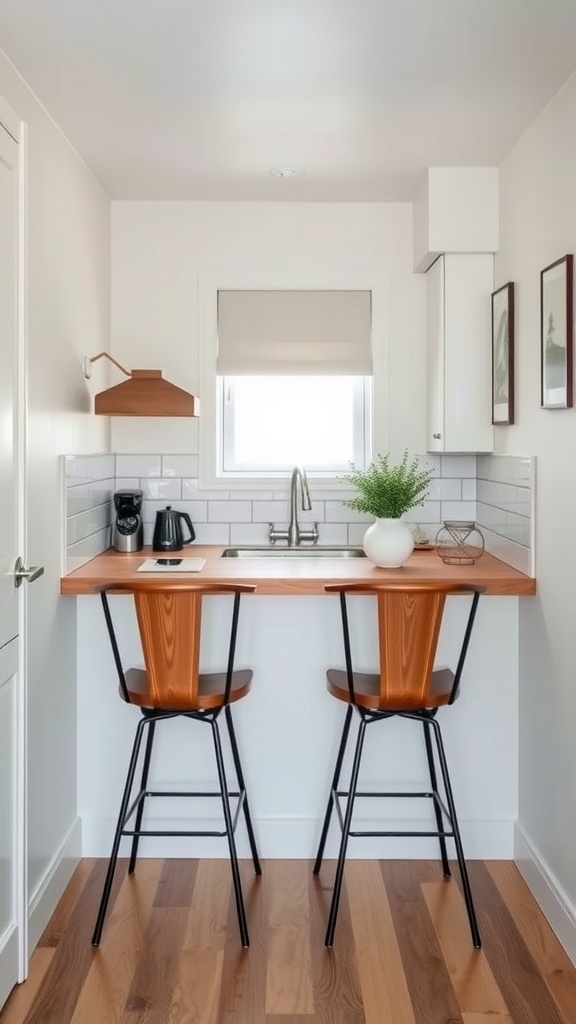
[426, 253, 494, 454]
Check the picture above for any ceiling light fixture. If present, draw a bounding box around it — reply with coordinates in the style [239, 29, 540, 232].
[82, 351, 200, 417]
[269, 166, 305, 178]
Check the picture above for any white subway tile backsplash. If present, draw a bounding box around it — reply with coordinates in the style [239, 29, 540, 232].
[318, 523, 349, 545]
[162, 454, 199, 478]
[192, 523, 231, 544]
[66, 478, 115, 516]
[436, 501, 477, 521]
[208, 500, 252, 522]
[325, 502, 371, 524]
[462, 478, 477, 501]
[252, 500, 290, 523]
[67, 503, 112, 546]
[64, 453, 115, 483]
[403, 501, 441, 524]
[66, 528, 112, 574]
[230, 523, 271, 545]
[428, 478, 462, 501]
[477, 479, 530, 518]
[441, 455, 477, 478]
[347, 523, 368, 545]
[116, 454, 161, 478]
[182, 479, 231, 500]
[114, 477, 140, 491]
[140, 478, 182, 501]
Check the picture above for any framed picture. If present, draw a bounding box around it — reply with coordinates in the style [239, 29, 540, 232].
[541, 254, 573, 409]
[491, 282, 514, 424]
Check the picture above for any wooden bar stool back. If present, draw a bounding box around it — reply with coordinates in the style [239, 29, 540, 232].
[92, 579, 261, 948]
[313, 580, 484, 948]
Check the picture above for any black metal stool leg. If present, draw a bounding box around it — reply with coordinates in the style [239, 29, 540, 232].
[211, 718, 250, 948]
[325, 715, 367, 947]
[225, 705, 261, 876]
[92, 716, 149, 945]
[422, 717, 450, 876]
[313, 704, 354, 875]
[128, 718, 156, 875]
[430, 717, 481, 949]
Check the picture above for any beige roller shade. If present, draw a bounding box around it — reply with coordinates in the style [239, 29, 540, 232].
[216, 290, 372, 375]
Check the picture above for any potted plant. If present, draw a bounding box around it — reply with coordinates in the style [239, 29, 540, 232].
[342, 450, 434, 567]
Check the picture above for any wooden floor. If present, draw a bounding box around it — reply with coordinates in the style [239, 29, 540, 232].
[3, 857, 576, 1024]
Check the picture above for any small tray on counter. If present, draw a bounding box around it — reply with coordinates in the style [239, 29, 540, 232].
[137, 557, 206, 572]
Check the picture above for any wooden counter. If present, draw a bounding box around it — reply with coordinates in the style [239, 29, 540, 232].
[61, 545, 536, 596]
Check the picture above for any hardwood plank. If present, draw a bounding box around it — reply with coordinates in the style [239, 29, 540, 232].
[346, 860, 416, 1024]
[487, 860, 576, 1024]
[123, 906, 189, 1022]
[215, 861, 267, 1024]
[20, 860, 119, 1024]
[382, 860, 464, 1024]
[69, 859, 165, 1024]
[0, 949, 54, 1024]
[265, 860, 314, 1015]
[309, 861, 365, 1023]
[421, 879, 512, 1020]
[38, 859, 96, 948]
[183, 859, 231, 950]
[265, 1017, 316, 1023]
[169, 949, 224, 1024]
[467, 861, 568, 1024]
[462, 1015, 515, 1024]
[153, 856, 198, 907]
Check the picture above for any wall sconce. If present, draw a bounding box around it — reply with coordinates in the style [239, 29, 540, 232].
[83, 352, 200, 417]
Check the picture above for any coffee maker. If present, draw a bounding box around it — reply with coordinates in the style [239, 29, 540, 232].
[112, 489, 144, 552]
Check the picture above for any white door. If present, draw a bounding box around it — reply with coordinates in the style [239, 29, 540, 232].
[0, 117, 22, 1010]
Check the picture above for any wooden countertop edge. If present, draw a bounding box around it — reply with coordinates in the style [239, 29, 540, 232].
[60, 546, 537, 597]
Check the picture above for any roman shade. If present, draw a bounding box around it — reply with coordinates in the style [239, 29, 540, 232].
[216, 290, 372, 375]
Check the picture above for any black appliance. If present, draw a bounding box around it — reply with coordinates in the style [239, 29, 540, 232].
[113, 489, 144, 553]
[152, 505, 195, 552]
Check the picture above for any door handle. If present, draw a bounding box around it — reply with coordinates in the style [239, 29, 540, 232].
[13, 556, 45, 588]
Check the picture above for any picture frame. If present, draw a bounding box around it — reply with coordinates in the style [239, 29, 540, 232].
[541, 254, 573, 409]
[491, 282, 515, 424]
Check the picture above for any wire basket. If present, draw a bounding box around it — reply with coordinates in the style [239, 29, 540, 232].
[434, 520, 485, 565]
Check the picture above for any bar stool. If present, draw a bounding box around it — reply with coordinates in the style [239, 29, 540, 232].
[313, 580, 484, 948]
[91, 579, 261, 948]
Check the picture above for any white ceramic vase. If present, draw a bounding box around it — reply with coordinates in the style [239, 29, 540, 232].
[363, 517, 415, 568]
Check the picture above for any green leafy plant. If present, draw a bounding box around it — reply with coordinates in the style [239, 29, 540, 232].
[342, 450, 434, 519]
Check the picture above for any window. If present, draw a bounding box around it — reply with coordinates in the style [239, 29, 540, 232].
[220, 375, 371, 474]
[198, 270, 388, 488]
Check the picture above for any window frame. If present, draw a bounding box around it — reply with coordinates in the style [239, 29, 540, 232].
[198, 268, 389, 490]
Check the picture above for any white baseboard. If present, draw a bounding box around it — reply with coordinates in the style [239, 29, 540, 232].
[81, 813, 514, 860]
[0, 925, 18, 1013]
[28, 817, 82, 953]
[514, 822, 576, 966]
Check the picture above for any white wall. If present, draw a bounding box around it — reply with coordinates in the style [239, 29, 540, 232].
[110, 200, 425, 457]
[495, 72, 576, 957]
[0, 51, 111, 944]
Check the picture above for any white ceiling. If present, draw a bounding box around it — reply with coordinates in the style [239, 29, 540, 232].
[1, 0, 576, 202]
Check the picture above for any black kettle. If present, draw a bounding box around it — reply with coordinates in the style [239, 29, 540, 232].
[152, 506, 195, 552]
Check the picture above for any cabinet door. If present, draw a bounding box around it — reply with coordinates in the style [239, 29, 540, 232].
[426, 256, 445, 452]
[426, 254, 494, 453]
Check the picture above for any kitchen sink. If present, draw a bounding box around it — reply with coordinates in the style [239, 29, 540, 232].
[221, 546, 366, 558]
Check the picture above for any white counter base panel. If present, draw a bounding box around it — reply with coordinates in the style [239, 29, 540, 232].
[77, 594, 520, 860]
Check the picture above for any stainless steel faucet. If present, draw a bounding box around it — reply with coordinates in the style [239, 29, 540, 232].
[269, 466, 319, 547]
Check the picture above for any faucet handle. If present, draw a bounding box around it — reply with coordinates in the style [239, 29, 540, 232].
[268, 522, 289, 545]
[298, 522, 319, 545]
